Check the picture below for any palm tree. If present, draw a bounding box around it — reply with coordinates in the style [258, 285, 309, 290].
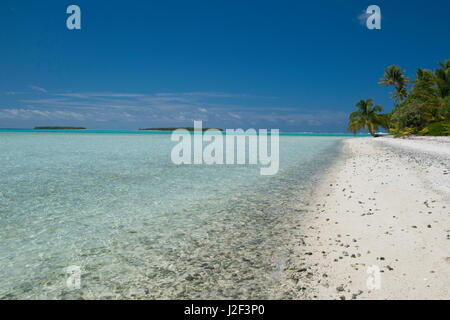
[348, 99, 384, 136]
[413, 68, 436, 98]
[378, 112, 392, 132]
[435, 60, 450, 99]
[378, 65, 409, 104]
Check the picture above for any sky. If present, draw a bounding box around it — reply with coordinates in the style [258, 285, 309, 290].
[1, 0, 449, 131]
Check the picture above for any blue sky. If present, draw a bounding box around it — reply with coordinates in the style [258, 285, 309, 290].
[1, 0, 449, 131]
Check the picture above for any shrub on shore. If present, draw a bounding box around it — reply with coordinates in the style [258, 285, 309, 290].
[422, 121, 450, 136]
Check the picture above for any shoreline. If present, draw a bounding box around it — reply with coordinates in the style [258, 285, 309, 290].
[282, 137, 450, 300]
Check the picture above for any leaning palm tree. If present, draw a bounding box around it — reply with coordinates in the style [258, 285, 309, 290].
[348, 99, 384, 137]
[378, 65, 409, 104]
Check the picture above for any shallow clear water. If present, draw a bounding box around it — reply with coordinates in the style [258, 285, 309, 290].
[0, 131, 347, 299]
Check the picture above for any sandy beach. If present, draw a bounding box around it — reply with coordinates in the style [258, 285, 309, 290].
[283, 137, 450, 300]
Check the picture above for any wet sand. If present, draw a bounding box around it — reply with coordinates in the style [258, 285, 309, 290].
[282, 137, 450, 300]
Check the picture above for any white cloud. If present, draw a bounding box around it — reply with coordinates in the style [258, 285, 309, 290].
[228, 112, 241, 120]
[4, 89, 348, 129]
[30, 85, 48, 93]
[55, 92, 145, 98]
[0, 108, 85, 120]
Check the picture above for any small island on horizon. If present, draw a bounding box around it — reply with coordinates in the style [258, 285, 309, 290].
[139, 127, 224, 132]
[34, 126, 86, 130]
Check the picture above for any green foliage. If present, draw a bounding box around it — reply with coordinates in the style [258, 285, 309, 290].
[391, 96, 434, 130]
[351, 60, 450, 137]
[435, 60, 450, 98]
[438, 95, 450, 120]
[377, 113, 392, 131]
[392, 127, 415, 138]
[378, 65, 409, 104]
[425, 121, 450, 136]
[348, 99, 384, 136]
[418, 126, 429, 135]
[376, 60, 450, 136]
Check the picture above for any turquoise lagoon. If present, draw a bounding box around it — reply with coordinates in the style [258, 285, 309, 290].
[0, 130, 354, 299]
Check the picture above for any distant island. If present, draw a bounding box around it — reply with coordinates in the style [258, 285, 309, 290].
[34, 126, 86, 130]
[139, 127, 224, 132]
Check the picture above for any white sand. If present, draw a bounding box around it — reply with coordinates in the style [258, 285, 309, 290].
[283, 137, 450, 300]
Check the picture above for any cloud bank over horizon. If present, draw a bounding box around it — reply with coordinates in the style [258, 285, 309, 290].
[0, 88, 348, 131]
